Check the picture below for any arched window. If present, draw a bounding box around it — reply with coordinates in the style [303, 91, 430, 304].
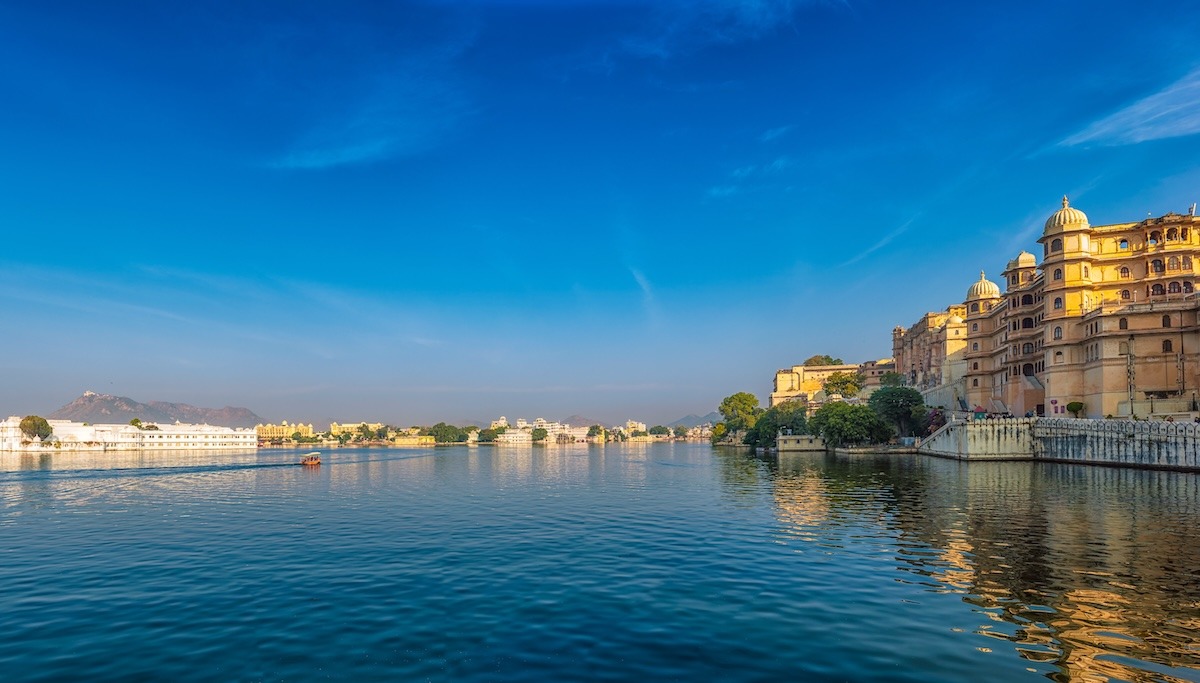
[1185, 282, 1195, 293]
[1119, 239, 1129, 250]
[1050, 238, 1062, 252]
[1169, 281, 1182, 294]
[1053, 326, 1062, 340]
[972, 342, 979, 351]
[1150, 231, 1162, 244]
[1053, 297, 1063, 309]
[1120, 266, 1131, 278]
[1053, 268, 1063, 280]
[1169, 256, 1180, 270]
[1022, 363, 1035, 376]
[1163, 314, 1172, 328]
[1022, 317, 1035, 329]
[972, 378, 979, 387]
[1164, 339, 1174, 353]
[1152, 283, 1166, 295]
[1054, 351, 1064, 364]
[1184, 256, 1193, 270]
[1022, 294, 1034, 306]
[970, 302, 979, 313]
[971, 322, 978, 332]
[1022, 343, 1034, 354]
[1083, 266, 1089, 278]
[1119, 318, 1128, 330]
[1121, 289, 1131, 300]
[1152, 259, 1165, 273]
[972, 362, 979, 370]
[1167, 227, 1179, 240]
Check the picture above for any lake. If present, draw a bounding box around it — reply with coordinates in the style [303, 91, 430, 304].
[2, 444, 1198, 681]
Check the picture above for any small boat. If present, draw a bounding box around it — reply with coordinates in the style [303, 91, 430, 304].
[300, 452, 321, 466]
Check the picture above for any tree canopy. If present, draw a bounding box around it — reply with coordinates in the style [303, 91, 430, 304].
[742, 401, 808, 448]
[531, 427, 548, 442]
[880, 371, 905, 387]
[648, 425, 670, 435]
[425, 422, 468, 443]
[673, 425, 689, 438]
[867, 386, 926, 436]
[19, 415, 52, 440]
[803, 354, 844, 367]
[808, 402, 892, 447]
[587, 425, 605, 437]
[822, 371, 862, 397]
[718, 392, 762, 432]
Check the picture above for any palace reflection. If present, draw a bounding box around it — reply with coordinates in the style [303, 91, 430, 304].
[770, 452, 1200, 682]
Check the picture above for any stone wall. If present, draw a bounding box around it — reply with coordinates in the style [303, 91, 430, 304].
[1033, 418, 1200, 470]
[919, 417, 1036, 461]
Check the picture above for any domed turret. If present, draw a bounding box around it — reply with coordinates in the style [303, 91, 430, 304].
[1014, 250, 1037, 268]
[966, 271, 1000, 301]
[1044, 195, 1089, 234]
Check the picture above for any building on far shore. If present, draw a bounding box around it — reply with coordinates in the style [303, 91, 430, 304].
[0, 417, 257, 452]
[329, 421, 383, 436]
[892, 305, 969, 410]
[898, 197, 1199, 419]
[255, 421, 315, 440]
[769, 363, 862, 407]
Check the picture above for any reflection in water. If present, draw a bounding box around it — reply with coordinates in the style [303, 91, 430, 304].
[770, 452, 1200, 682]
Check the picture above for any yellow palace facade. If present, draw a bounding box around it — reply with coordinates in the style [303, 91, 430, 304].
[961, 198, 1198, 418]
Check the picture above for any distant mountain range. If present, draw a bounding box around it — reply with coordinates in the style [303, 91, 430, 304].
[49, 391, 264, 429]
[561, 415, 608, 428]
[668, 412, 722, 428]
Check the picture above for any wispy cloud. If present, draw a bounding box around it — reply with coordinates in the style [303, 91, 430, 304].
[840, 214, 920, 267]
[272, 73, 471, 169]
[760, 124, 793, 142]
[617, 0, 827, 61]
[1060, 67, 1200, 147]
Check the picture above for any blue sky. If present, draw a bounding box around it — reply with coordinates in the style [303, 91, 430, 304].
[3, 0, 1200, 426]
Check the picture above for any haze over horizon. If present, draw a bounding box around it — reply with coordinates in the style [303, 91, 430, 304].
[4, 1, 1200, 426]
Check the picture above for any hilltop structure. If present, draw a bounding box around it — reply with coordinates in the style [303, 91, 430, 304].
[769, 359, 895, 411]
[895, 198, 1199, 419]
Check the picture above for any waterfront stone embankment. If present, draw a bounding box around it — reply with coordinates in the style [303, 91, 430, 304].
[918, 417, 1200, 471]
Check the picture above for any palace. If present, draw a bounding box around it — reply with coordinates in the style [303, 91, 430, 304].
[896, 198, 1199, 419]
[255, 421, 315, 440]
[0, 417, 257, 452]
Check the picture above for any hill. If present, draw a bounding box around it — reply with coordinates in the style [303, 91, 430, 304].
[49, 391, 264, 428]
[668, 412, 722, 428]
[561, 415, 609, 428]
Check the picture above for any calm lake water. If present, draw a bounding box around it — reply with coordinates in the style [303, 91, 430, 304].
[2, 443, 1199, 682]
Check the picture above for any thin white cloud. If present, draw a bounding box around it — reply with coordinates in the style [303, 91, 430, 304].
[840, 214, 920, 267]
[1061, 67, 1200, 147]
[760, 124, 793, 142]
[617, 0, 827, 61]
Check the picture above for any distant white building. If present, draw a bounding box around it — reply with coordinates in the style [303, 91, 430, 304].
[496, 429, 533, 446]
[0, 417, 257, 452]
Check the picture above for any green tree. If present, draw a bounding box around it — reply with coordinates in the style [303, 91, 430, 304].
[19, 415, 52, 440]
[648, 425, 670, 435]
[868, 386, 926, 436]
[880, 371, 905, 387]
[587, 425, 605, 437]
[477, 427, 505, 442]
[743, 401, 809, 448]
[129, 418, 142, 429]
[673, 425, 689, 438]
[822, 371, 862, 397]
[531, 427, 548, 442]
[709, 423, 728, 444]
[803, 354, 844, 367]
[291, 431, 303, 441]
[375, 426, 390, 440]
[808, 402, 892, 448]
[428, 422, 467, 443]
[718, 392, 763, 432]
[1066, 401, 1085, 418]
[631, 430, 648, 437]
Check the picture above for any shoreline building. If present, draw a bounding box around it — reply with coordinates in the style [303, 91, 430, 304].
[0, 417, 257, 452]
[892, 308, 969, 409]
[255, 421, 315, 441]
[769, 363, 862, 407]
[901, 197, 1198, 419]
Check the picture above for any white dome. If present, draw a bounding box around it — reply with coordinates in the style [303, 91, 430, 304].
[1044, 196, 1089, 234]
[966, 271, 1001, 301]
